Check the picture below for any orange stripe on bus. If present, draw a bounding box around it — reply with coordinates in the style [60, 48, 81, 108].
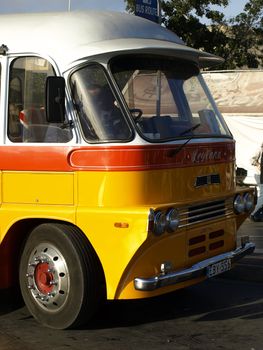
[0, 142, 235, 172]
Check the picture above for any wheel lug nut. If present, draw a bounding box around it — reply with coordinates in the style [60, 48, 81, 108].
[49, 280, 57, 286]
[34, 257, 48, 263]
[28, 263, 36, 267]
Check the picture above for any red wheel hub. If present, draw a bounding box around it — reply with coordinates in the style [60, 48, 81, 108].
[34, 263, 54, 294]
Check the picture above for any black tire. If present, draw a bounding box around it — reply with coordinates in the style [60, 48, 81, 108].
[19, 223, 105, 329]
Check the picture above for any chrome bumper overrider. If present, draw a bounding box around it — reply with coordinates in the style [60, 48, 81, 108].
[134, 242, 255, 291]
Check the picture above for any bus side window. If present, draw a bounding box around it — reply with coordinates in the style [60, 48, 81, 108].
[8, 76, 23, 142]
[8, 56, 72, 143]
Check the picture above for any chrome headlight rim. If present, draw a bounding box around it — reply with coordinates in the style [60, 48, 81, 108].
[153, 210, 167, 236]
[166, 208, 180, 233]
[233, 194, 245, 214]
[243, 192, 254, 212]
[149, 207, 180, 236]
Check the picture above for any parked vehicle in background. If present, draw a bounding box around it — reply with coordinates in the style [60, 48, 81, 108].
[0, 11, 255, 329]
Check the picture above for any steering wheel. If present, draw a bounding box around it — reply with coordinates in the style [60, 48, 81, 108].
[129, 108, 143, 122]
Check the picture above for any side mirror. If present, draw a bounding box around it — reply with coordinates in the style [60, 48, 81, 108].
[45, 76, 66, 123]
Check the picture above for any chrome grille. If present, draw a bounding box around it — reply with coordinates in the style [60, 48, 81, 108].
[189, 200, 225, 223]
[178, 197, 233, 228]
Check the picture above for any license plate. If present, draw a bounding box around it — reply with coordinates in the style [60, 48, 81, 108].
[206, 259, 231, 278]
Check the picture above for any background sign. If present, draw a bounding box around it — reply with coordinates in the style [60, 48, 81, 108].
[135, 0, 159, 23]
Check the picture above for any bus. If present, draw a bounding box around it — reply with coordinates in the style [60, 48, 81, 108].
[0, 11, 255, 329]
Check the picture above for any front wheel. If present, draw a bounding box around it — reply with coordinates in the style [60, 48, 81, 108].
[19, 223, 105, 329]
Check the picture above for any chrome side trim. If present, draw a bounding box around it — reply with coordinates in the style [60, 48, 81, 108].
[134, 241, 255, 291]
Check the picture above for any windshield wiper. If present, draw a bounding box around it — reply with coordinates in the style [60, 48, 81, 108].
[168, 123, 201, 158]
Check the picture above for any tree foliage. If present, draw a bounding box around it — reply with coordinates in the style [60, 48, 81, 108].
[125, 0, 263, 69]
[228, 0, 263, 68]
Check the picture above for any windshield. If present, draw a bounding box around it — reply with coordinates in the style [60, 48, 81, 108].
[111, 56, 231, 141]
[70, 64, 132, 142]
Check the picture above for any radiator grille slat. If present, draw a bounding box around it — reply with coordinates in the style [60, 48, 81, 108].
[178, 198, 234, 228]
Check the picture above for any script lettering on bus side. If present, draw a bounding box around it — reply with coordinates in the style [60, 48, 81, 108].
[191, 149, 222, 163]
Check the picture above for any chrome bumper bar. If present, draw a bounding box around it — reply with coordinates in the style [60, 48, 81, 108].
[134, 241, 255, 292]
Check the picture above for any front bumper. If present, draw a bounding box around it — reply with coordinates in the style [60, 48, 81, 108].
[134, 241, 255, 291]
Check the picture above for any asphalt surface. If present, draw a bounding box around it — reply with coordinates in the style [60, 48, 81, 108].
[223, 218, 263, 283]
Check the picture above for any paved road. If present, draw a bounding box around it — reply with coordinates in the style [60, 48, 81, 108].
[0, 219, 262, 350]
[0, 278, 262, 350]
[226, 219, 263, 283]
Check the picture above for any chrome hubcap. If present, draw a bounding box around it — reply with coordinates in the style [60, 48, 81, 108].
[26, 243, 69, 311]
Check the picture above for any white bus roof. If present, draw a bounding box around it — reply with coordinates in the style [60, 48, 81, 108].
[0, 11, 223, 72]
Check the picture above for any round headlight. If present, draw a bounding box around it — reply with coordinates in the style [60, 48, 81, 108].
[153, 211, 166, 236]
[148, 208, 155, 233]
[166, 208, 180, 233]
[233, 194, 245, 214]
[243, 192, 254, 212]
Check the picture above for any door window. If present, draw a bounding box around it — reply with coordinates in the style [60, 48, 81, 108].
[70, 64, 132, 143]
[8, 56, 72, 143]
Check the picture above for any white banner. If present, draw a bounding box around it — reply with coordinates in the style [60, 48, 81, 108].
[203, 71, 263, 184]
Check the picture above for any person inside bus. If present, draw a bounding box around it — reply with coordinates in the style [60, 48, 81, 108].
[84, 82, 127, 140]
[8, 103, 22, 142]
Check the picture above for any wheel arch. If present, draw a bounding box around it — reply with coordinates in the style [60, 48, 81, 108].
[0, 219, 106, 294]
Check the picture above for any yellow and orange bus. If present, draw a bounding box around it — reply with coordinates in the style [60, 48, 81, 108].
[0, 11, 255, 329]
